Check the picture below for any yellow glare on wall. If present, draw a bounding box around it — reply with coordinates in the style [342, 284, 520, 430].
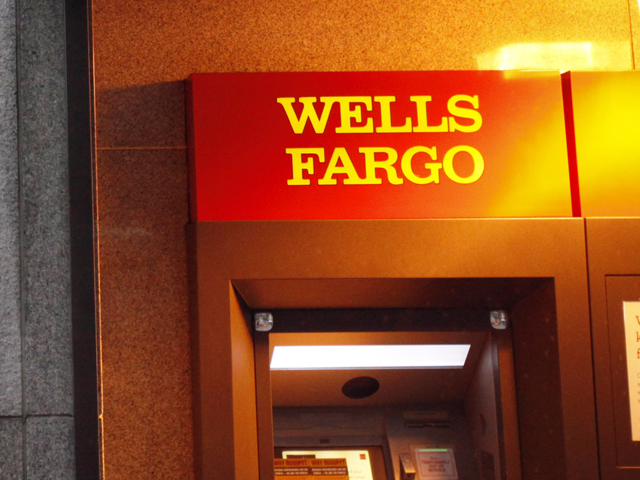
[477, 42, 630, 71]
[570, 71, 640, 216]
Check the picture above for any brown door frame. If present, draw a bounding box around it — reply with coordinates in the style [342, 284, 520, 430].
[587, 218, 640, 479]
[188, 218, 597, 480]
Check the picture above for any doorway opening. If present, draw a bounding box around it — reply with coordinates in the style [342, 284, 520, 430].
[241, 277, 561, 480]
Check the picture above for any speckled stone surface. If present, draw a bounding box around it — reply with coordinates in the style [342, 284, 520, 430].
[25, 416, 74, 478]
[92, 0, 637, 476]
[94, 0, 635, 148]
[97, 148, 193, 479]
[97, 82, 186, 148]
[0, 0, 20, 418]
[1, 0, 75, 477]
[0, 418, 22, 479]
[19, 0, 73, 416]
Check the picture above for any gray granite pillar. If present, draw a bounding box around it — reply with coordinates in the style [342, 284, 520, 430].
[0, 0, 75, 478]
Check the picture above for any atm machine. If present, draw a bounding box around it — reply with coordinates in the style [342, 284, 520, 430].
[186, 71, 605, 479]
[249, 279, 552, 480]
[271, 332, 502, 480]
[267, 325, 507, 480]
[188, 219, 597, 480]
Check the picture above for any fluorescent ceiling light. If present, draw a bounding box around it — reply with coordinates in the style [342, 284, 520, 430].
[270, 344, 470, 370]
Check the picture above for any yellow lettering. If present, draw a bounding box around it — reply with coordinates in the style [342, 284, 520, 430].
[322, 96, 374, 133]
[411, 96, 448, 132]
[277, 97, 336, 134]
[374, 96, 412, 133]
[401, 146, 441, 184]
[286, 144, 485, 187]
[359, 147, 403, 185]
[286, 148, 324, 185]
[319, 147, 366, 185]
[448, 95, 482, 133]
[442, 146, 484, 184]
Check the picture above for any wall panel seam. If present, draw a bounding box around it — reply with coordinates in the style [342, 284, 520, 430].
[14, 0, 26, 477]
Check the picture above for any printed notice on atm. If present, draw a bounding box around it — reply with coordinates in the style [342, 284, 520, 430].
[414, 448, 458, 480]
[283, 450, 373, 480]
[274, 458, 349, 479]
[623, 301, 640, 441]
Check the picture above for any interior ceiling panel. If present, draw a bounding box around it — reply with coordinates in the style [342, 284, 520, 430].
[234, 277, 548, 310]
[269, 331, 488, 407]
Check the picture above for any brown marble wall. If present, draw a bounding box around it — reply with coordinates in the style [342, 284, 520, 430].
[92, 0, 639, 477]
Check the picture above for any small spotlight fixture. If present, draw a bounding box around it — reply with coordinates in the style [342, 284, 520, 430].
[254, 312, 273, 332]
[490, 310, 508, 330]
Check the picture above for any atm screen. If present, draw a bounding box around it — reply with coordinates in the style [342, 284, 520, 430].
[275, 446, 389, 480]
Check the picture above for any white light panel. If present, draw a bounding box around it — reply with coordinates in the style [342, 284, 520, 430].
[270, 344, 470, 370]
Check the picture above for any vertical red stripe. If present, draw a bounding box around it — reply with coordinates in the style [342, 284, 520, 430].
[562, 72, 582, 217]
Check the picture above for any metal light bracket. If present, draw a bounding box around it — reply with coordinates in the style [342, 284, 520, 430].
[254, 312, 274, 332]
[490, 310, 508, 330]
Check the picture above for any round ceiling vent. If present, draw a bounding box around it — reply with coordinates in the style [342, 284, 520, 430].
[341, 376, 380, 399]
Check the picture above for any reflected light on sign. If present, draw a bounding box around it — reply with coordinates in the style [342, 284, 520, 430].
[571, 71, 640, 216]
[476, 42, 628, 71]
[270, 344, 470, 370]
